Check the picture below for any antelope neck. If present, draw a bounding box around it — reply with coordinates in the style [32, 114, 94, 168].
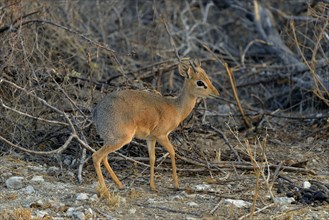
[171, 81, 197, 122]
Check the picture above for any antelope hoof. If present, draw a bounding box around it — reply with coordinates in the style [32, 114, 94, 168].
[117, 183, 124, 190]
[150, 186, 158, 192]
[97, 185, 110, 198]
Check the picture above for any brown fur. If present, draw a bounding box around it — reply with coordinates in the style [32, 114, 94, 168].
[92, 59, 219, 196]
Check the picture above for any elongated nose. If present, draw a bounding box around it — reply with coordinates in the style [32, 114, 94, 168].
[211, 84, 219, 97]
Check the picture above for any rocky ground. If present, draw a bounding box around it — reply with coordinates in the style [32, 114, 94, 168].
[1, 120, 329, 219]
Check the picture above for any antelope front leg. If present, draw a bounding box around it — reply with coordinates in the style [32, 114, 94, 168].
[157, 135, 179, 189]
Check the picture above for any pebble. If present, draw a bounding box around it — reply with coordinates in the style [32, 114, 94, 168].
[76, 193, 89, 200]
[171, 194, 184, 201]
[147, 198, 160, 203]
[194, 184, 211, 191]
[186, 217, 199, 220]
[274, 197, 295, 204]
[66, 207, 85, 220]
[303, 181, 311, 189]
[35, 210, 49, 218]
[182, 191, 197, 199]
[24, 185, 35, 194]
[6, 176, 24, 189]
[187, 202, 199, 207]
[86, 208, 94, 216]
[66, 207, 75, 216]
[90, 194, 98, 202]
[73, 211, 85, 220]
[224, 199, 252, 208]
[36, 199, 45, 206]
[47, 166, 60, 176]
[128, 208, 137, 214]
[31, 175, 45, 182]
[63, 158, 72, 166]
[67, 171, 75, 177]
[28, 165, 45, 172]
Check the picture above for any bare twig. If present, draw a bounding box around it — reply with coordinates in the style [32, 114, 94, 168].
[0, 134, 74, 155]
[225, 63, 252, 129]
[162, 16, 181, 63]
[209, 125, 241, 162]
[209, 198, 223, 215]
[0, 98, 69, 126]
[238, 203, 276, 220]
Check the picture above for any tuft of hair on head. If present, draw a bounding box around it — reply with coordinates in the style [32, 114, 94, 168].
[178, 58, 201, 78]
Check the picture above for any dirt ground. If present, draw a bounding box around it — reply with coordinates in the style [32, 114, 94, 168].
[1, 119, 328, 219]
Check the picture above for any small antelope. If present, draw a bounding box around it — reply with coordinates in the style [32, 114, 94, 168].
[92, 59, 219, 195]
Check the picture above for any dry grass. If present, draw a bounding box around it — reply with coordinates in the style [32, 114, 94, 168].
[0, 208, 32, 220]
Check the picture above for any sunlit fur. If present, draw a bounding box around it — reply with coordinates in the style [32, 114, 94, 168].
[92, 59, 219, 197]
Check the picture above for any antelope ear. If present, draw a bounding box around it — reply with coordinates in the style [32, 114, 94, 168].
[186, 67, 195, 79]
[193, 58, 201, 67]
[178, 62, 190, 78]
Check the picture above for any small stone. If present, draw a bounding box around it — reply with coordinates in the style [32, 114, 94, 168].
[315, 147, 323, 152]
[303, 181, 311, 189]
[36, 210, 49, 218]
[47, 166, 60, 176]
[86, 208, 93, 215]
[63, 158, 72, 166]
[194, 184, 211, 190]
[67, 171, 75, 177]
[28, 165, 44, 172]
[66, 208, 85, 220]
[187, 202, 199, 207]
[224, 199, 252, 208]
[128, 208, 137, 214]
[316, 113, 323, 118]
[182, 191, 197, 199]
[66, 207, 75, 216]
[73, 211, 85, 220]
[6, 176, 24, 189]
[186, 217, 198, 220]
[53, 202, 65, 210]
[24, 185, 35, 194]
[31, 175, 44, 182]
[76, 193, 89, 200]
[147, 198, 158, 203]
[274, 197, 295, 204]
[36, 199, 45, 206]
[171, 194, 184, 201]
[90, 194, 98, 202]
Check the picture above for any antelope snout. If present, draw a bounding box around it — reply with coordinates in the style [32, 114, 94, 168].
[211, 85, 220, 97]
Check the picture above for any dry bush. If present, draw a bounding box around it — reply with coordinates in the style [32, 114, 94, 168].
[0, 0, 328, 171]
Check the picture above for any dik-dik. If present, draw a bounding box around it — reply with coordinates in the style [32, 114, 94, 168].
[92, 59, 219, 195]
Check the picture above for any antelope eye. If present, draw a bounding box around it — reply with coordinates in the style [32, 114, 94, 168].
[196, 80, 207, 88]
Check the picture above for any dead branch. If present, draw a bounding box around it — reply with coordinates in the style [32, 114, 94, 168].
[0, 77, 95, 156]
[225, 63, 252, 129]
